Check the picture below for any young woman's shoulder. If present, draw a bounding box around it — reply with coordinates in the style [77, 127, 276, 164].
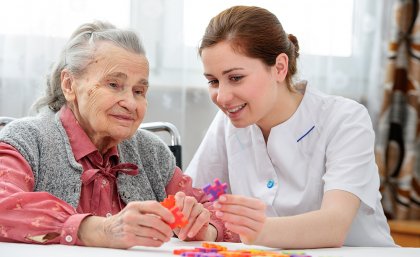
[305, 85, 370, 125]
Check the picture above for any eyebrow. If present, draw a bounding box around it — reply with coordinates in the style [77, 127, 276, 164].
[107, 72, 149, 86]
[204, 67, 244, 77]
[107, 72, 127, 79]
[138, 79, 149, 86]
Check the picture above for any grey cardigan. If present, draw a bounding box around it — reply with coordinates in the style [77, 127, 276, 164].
[0, 109, 176, 208]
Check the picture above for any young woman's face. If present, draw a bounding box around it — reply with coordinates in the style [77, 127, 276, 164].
[63, 42, 149, 150]
[201, 41, 281, 129]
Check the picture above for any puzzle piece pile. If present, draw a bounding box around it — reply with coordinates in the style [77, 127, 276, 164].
[203, 178, 228, 201]
[173, 242, 311, 257]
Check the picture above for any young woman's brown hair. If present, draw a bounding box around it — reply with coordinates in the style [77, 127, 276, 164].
[199, 5, 299, 89]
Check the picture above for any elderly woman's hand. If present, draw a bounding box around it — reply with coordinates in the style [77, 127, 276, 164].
[78, 201, 174, 249]
[173, 191, 216, 241]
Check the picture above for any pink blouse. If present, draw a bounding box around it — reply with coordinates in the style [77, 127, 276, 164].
[0, 106, 237, 245]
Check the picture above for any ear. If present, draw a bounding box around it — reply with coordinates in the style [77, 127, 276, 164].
[273, 53, 289, 82]
[60, 69, 76, 102]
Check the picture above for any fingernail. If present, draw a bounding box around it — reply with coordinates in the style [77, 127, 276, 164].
[178, 233, 184, 240]
[219, 196, 226, 202]
[188, 232, 193, 238]
[213, 202, 221, 208]
[216, 211, 223, 217]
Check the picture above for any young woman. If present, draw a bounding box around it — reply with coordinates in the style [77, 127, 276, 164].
[186, 5, 395, 248]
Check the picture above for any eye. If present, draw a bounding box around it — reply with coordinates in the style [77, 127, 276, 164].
[108, 81, 120, 89]
[207, 79, 219, 87]
[230, 75, 243, 82]
[134, 89, 144, 95]
[134, 86, 148, 96]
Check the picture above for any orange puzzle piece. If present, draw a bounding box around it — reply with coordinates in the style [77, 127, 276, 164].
[161, 195, 176, 209]
[161, 195, 188, 229]
[168, 206, 188, 229]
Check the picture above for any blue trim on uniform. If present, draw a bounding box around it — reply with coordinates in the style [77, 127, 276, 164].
[297, 125, 315, 142]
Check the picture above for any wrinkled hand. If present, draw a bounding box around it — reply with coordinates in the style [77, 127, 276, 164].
[78, 201, 174, 249]
[173, 191, 215, 241]
[213, 194, 266, 245]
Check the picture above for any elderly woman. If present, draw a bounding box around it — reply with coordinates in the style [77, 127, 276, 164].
[0, 21, 232, 248]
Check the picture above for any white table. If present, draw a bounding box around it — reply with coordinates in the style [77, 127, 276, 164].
[1, 238, 419, 257]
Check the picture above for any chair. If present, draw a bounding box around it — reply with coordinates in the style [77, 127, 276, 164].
[0, 117, 182, 169]
[139, 122, 182, 169]
[0, 117, 15, 128]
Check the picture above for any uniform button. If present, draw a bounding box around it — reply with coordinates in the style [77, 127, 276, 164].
[102, 179, 107, 185]
[106, 212, 112, 218]
[65, 235, 73, 243]
[267, 179, 275, 189]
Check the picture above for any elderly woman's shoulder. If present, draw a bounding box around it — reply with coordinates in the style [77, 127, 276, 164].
[121, 128, 174, 163]
[0, 110, 55, 134]
[0, 111, 59, 158]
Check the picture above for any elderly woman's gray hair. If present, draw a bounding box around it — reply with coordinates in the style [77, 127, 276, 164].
[33, 20, 146, 112]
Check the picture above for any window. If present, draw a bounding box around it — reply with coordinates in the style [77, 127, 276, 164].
[0, 0, 130, 37]
[183, 0, 354, 57]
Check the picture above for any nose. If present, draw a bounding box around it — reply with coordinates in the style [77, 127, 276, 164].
[215, 84, 233, 106]
[118, 90, 138, 112]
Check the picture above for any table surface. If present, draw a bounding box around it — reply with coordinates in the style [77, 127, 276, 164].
[1, 238, 419, 257]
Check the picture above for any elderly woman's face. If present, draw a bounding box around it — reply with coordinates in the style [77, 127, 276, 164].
[63, 42, 149, 151]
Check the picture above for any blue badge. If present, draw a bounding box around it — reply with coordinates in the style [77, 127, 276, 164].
[267, 179, 275, 188]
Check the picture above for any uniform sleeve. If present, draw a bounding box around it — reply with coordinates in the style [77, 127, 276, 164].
[165, 167, 240, 242]
[0, 142, 90, 245]
[323, 102, 380, 214]
[185, 111, 230, 190]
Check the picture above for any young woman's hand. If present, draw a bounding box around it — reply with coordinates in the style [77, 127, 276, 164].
[173, 191, 216, 241]
[78, 201, 174, 249]
[213, 194, 266, 244]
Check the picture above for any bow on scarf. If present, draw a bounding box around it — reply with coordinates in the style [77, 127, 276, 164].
[81, 162, 139, 212]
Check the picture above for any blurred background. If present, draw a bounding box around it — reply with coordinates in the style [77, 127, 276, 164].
[0, 0, 394, 168]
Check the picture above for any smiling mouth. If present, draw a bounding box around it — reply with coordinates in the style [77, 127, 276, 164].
[111, 114, 135, 121]
[227, 103, 247, 113]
